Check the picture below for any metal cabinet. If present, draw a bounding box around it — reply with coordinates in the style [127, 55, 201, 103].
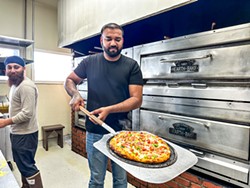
[0, 123, 12, 162]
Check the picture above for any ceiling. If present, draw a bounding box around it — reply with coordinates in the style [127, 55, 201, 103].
[63, 0, 250, 57]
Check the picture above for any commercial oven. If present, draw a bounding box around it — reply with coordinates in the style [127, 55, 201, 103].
[132, 23, 250, 188]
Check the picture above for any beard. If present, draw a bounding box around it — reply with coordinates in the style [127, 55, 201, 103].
[7, 70, 24, 87]
[103, 46, 122, 58]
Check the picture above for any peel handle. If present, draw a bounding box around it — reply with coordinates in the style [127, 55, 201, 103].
[79, 106, 116, 134]
[79, 106, 104, 125]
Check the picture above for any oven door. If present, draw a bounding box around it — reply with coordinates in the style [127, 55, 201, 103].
[140, 44, 250, 80]
[139, 109, 250, 161]
[139, 109, 250, 183]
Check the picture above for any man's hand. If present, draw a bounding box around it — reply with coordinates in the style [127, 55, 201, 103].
[69, 93, 85, 111]
[90, 106, 111, 124]
[0, 118, 12, 128]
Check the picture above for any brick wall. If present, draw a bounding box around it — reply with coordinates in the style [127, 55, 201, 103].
[71, 110, 87, 158]
[71, 111, 234, 188]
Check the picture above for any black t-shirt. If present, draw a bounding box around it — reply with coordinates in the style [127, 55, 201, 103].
[74, 53, 143, 134]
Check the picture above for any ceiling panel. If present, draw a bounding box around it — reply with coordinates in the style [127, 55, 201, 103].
[63, 0, 250, 57]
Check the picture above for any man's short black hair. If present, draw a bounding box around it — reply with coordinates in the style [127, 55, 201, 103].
[101, 23, 124, 36]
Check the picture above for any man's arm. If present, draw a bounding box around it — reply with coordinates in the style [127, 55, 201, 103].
[64, 72, 85, 111]
[64, 72, 82, 97]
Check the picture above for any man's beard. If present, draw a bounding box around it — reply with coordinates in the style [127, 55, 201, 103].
[7, 71, 24, 87]
[103, 46, 122, 58]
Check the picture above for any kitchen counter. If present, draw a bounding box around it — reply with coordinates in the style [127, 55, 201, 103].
[0, 150, 19, 188]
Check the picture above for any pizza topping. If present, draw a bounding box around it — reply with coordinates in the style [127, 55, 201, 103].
[109, 131, 171, 164]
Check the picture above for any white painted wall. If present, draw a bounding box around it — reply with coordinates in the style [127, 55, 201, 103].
[0, 0, 25, 38]
[0, 0, 71, 140]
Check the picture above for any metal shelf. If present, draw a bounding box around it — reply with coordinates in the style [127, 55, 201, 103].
[0, 35, 33, 47]
[0, 36, 34, 67]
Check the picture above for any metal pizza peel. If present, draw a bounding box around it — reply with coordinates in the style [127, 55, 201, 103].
[94, 134, 198, 184]
[79, 106, 198, 183]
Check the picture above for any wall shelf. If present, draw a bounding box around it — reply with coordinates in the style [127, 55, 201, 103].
[0, 35, 34, 64]
[0, 36, 34, 76]
[0, 35, 33, 48]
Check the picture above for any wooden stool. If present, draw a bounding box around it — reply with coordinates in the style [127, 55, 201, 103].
[42, 124, 65, 151]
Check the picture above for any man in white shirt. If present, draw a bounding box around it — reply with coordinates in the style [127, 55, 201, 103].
[0, 55, 43, 188]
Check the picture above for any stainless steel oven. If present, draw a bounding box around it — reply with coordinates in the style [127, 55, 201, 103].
[72, 56, 87, 130]
[75, 79, 87, 130]
[132, 23, 250, 188]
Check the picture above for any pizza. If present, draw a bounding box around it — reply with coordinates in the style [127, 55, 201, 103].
[109, 131, 171, 164]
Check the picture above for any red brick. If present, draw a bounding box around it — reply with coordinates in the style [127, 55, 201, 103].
[157, 183, 170, 188]
[191, 183, 202, 188]
[181, 172, 202, 184]
[146, 183, 166, 188]
[79, 143, 85, 148]
[148, 183, 157, 188]
[130, 180, 141, 188]
[202, 181, 222, 188]
[165, 180, 179, 188]
[174, 176, 191, 187]
[127, 175, 136, 184]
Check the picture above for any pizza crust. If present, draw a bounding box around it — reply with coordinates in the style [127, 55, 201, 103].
[109, 131, 171, 164]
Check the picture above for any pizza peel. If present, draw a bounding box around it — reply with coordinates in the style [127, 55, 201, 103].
[79, 106, 198, 183]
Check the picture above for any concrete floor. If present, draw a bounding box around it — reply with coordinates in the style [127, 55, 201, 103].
[12, 136, 135, 188]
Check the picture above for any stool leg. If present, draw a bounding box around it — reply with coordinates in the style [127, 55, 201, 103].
[43, 131, 50, 151]
[42, 130, 46, 150]
[57, 130, 63, 148]
[46, 134, 49, 151]
[45, 133, 49, 151]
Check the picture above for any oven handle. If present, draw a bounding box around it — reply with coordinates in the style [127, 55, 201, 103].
[158, 116, 210, 129]
[189, 149, 205, 157]
[160, 54, 212, 63]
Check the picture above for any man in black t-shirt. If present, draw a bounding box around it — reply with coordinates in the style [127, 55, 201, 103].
[64, 23, 143, 188]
